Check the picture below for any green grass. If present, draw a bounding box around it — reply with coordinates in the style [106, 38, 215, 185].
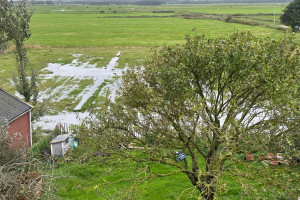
[52, 153, 299, 200]
[53, 157, 199, 199]
[79, 81, 107, 111]
[26, 3, 299, 48]
[29, 13, 290, 47]
[169, 3, 286, 14]
[31, 4, 287, 15]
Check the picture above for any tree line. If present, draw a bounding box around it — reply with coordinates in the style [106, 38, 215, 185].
[29, 0, 293, 5]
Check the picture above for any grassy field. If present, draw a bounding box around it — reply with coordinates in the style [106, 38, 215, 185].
[1, 3, 298, 116]
[27, 3, 294, 48]
[32, 4, 286, 15]
[1, 3, 296, 109]
[51, 150, 299, 199]
[29, 15, 287, 47]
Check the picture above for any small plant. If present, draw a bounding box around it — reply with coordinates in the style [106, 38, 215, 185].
[30, 135, 54, 159]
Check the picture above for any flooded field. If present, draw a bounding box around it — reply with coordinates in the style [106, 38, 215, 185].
[34, 52, 125, 130]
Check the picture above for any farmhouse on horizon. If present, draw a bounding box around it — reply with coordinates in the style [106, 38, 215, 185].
[0, 88, 33, 148]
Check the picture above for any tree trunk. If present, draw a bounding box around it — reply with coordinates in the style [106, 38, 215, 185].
[15, 42, 31, 102]
[197, 183, 215, 200]
[186, 173, 215, 200]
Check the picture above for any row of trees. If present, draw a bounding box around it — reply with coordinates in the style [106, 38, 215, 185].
[29, 0, 293, 5]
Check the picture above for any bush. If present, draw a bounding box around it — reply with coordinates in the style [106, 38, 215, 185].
[0, 125, 27, 165]
[225, 15, 232, 22]
[0, 126, 57, 199]
[30, 135, 54, 159]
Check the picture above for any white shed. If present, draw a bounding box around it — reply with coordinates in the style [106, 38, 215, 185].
[50, 134, 73, 156]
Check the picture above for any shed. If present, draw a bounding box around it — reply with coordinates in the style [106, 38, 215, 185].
[0, 88, 33, 148]
[50, 134, 73, 156]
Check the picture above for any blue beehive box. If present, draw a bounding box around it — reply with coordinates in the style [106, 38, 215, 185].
[175, 151, 186, 162]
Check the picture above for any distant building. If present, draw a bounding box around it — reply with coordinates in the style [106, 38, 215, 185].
[0, 88, 33, 148]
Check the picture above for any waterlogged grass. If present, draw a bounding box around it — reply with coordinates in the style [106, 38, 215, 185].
[0, 47, 151, 116]
[0, 47, 150, 91]
[80, 81, 107, 111]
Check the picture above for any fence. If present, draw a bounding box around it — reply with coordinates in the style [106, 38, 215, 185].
[52, 122, 76, 137]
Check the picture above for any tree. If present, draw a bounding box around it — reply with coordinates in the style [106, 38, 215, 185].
[280, 0, 300, 29]
[0, 0, 38, 103]
[78, 31, 299, 199]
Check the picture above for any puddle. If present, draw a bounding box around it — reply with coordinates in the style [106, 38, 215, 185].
[34, 111, 89, 130]
[34, 52, 125, 130]
[53, 9, 74, 12]
[39, 52, 124, 106]
[73, 51, 122, 110]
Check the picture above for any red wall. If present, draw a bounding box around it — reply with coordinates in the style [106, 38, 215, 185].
[8, 111, 31, 149]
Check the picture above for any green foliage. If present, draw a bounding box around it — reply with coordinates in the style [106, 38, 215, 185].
[0, 0, 38, 103]
[280, 0, 300, 28]
[0, 126, 58, 199]
[81, 31, 299, 199]
[30, 134, 53, 159]
[31, 100, 49, 122]
[0, 126, 26, 165]
[225, 15, 232, 22]
[0, 0, 31, 45]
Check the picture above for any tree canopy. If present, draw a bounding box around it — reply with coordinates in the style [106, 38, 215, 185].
[0, 0, 38, 103]
[280, 0, 300, 29]
[77, 31, 299, 199]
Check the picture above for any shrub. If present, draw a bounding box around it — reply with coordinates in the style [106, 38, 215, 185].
[0, 126, 57, 199]
[225, 15, 232, 22]
[30, 135, 54, 159]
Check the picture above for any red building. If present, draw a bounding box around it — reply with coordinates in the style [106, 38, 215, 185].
[0, 89, 33, 148]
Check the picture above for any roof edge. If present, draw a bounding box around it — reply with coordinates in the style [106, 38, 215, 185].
[7, 109, 32, 125]
[0, 88, 34, 109]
